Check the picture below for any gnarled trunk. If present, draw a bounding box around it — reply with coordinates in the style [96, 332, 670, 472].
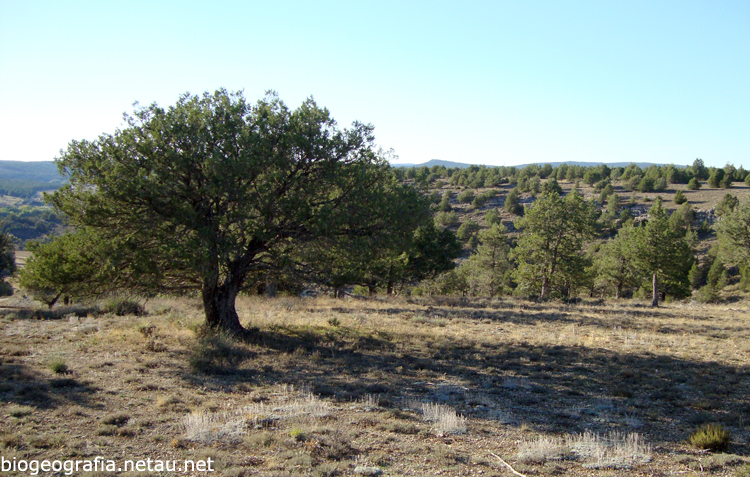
[203, 279, 245, 335]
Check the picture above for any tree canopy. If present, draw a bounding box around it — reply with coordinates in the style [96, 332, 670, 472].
[630, 198, 694, 306]
[513, 191, 595, 299]
[43, 89, 435, 334]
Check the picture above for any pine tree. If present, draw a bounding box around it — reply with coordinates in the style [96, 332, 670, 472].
[513, 191, 595, 299]
[504, 187, 524, 216]
[460, 224, 512, 297]
[673, 189, 687, 204]
[631, 198, 694, 306]
[592, 225, 640, 299]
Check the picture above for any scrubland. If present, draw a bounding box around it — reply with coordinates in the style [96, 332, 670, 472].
[2, 293, 750, 476]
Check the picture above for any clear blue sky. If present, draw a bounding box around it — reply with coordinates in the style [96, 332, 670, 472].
[1, 1, 748, 168]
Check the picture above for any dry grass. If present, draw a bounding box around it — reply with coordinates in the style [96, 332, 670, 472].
[1, 293, 750, 476]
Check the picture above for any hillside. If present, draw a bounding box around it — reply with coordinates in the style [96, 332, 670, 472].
[0, 161, 62, 183]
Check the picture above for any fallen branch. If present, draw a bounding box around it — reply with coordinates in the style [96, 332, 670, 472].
[489, 452, 527, 477]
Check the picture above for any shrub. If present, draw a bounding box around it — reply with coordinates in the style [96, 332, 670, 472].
[687, 177, 701, 190]
[435, 211, 459, 228]
[654, 177, 667, 192]
[708, 170, 724, 188]
[485, 208, 501, 226]
[48, 359, 68, 374]
[505, 188, 524, 216]
[673, 190, 687, 205]
[0, 281, 12, 297]
[457, 190, 475, 204]
[695, 285, 720, 303]
[456, 220, 479, 242]
[100, 296, 145, 316]
[688, 423, 730, 451]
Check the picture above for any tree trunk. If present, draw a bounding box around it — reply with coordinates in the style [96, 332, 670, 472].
[386, 280, 394, 295]
[203, 280, 245, 335]
[368, 285, 376, 297]
[540, 276, 549, 300]
[264, 279, 277, 298]
[651, 273, 659, 307]
[46, 291, 63, 310]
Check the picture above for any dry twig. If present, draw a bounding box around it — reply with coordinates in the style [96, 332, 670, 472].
[489, 451, 528, 477]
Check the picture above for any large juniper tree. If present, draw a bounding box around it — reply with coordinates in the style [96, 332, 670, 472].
[45, 89, 431, 334]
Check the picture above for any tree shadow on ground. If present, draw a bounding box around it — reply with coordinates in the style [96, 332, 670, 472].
[0, 361, 99, 409]
[179, 318, 750, 455]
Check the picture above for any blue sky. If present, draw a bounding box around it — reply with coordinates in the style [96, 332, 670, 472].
[1, 1, 748, 168]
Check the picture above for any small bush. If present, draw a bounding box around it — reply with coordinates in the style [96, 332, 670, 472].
[102, 412, 130, 426]
[0, 281, 13, 297]
[688, 423, 730, 452]
[48, 359, 68, 374]
[100, 296, 145, 316]
[457, 190, 475, 204]
[673, 190, 687, 204]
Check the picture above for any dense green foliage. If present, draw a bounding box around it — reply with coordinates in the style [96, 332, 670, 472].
[630, 198, 694, 305]
[459, 224, 512, 297]
[513, 191, 595, 299]
[39, 90, 444, 333]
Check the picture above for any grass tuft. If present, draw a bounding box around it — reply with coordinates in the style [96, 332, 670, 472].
[688, 423, 731, 452]
[48, 359, 68, 374]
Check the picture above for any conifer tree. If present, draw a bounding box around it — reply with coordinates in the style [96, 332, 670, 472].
[513, 191, 595, 299]
[631, 198, 694, 306]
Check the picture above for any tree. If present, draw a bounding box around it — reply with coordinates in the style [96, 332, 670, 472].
[438, 191, 452, 212]
[457, 190, 475, 204]
[456, 219, 480, 242]
[687, 177, 701, 190]
[708, 169, 724, 188]
[692, 158, 708, 180]
[301, 178, 447, 296]
[459, 224, 512, 297]
[716, 199, 750, 267]
[592, 226, 640, 299]
[47, 89, 428, 334]
[673, 189, 687, 205]
[504, 187, 523, 216]
[19, 229, 115, 307]
[631, 198, 694, 306]
[0, 233, 15, 296]
[542, 177, 563, 195]
[513, 191, 595, 299]
[716, 194, 739, 217]
[485, 208, 501, 226]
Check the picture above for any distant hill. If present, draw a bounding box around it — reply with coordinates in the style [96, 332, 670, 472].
[0, 161, 62, 183]
[393, 159, 676, 169]
[393, 159, 472, 168]
[0, 161, 64, 198]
